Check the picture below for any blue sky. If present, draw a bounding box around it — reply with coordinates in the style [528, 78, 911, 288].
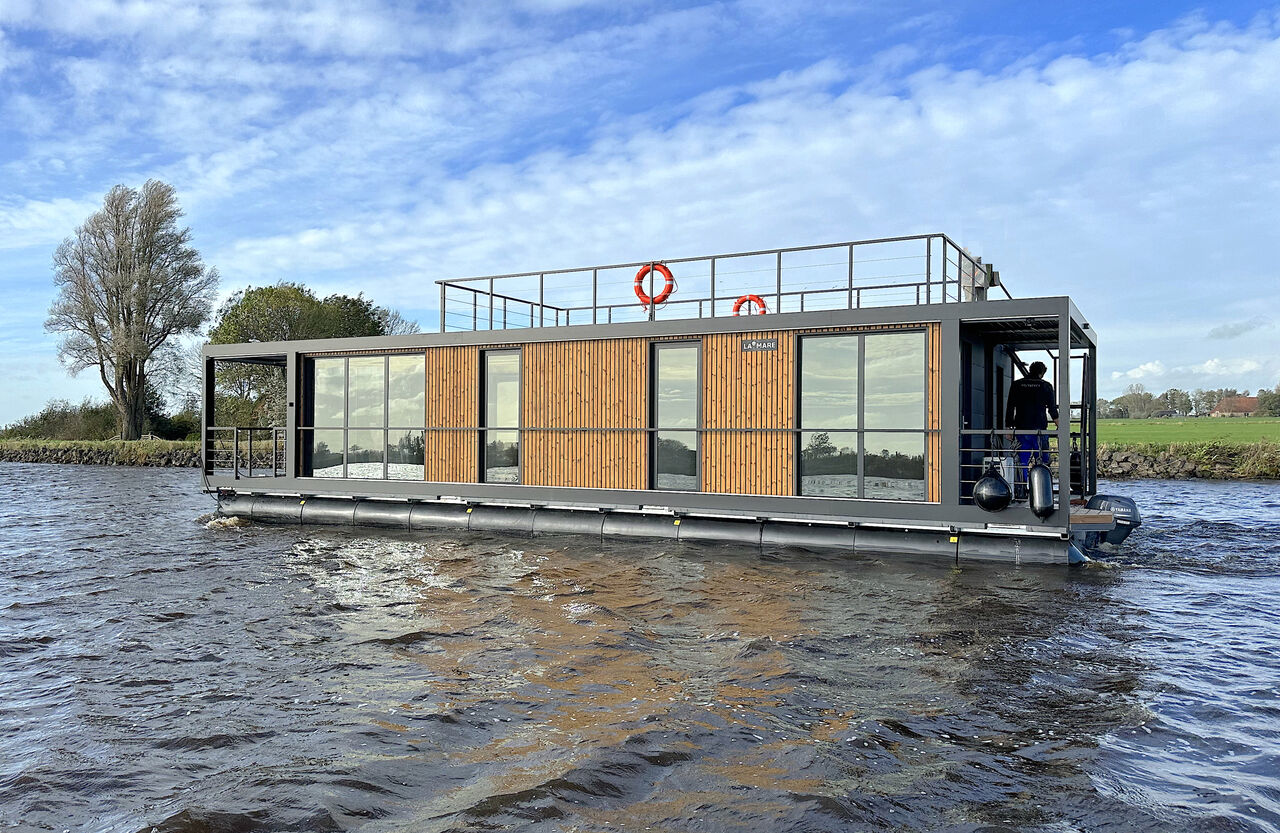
[1, 0, 1277, 424]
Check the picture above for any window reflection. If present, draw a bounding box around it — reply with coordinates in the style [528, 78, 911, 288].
[347, 356, 385, 428]
[313, 359, 345, 427]
[309, 429, 344, 477]
[388, 355, 425, 427]
[484, 430, 520, 483]
[655, 431, 697, 491]
[864, 332, 925, 430]
[799, 430, 858, 496]
[655, 345, 698, 429]
[801, 337, 858, 429]
[485, 352, 520, 428]
[864, 432, 926, 500]
[346, 429, 384, 478]
[388, 429, 425, 481]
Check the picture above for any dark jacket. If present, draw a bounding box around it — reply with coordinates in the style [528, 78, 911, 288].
[1006, 377, 1059, 430]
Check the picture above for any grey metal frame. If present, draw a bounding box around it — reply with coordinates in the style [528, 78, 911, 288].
[203, 296, 1092, 535]
[479, 347, 523, 485]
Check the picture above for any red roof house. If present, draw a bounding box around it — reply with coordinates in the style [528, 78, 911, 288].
[1210, 396, 1259, 417]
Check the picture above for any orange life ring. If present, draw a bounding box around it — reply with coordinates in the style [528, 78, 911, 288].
[634, 263, 675, 307]
[732, 294, 767, 315]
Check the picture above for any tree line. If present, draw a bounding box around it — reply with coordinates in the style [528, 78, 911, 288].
[2, 180, 418, 441]
[1098, 383, 1280, 419]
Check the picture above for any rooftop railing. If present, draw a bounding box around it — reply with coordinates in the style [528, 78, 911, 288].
[436, 233, 1007, 332]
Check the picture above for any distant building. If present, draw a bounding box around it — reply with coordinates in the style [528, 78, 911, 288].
[1150, 409, 1180, 418]
[1210, 396, 1259, 417]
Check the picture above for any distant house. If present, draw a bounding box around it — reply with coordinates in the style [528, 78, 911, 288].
[1210, 396, 1259, 417]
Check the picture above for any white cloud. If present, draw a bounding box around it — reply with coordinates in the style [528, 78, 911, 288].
[1111, 361, 1166, 381]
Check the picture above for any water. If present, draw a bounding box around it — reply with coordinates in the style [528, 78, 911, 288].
[1, 465, 1277, 833]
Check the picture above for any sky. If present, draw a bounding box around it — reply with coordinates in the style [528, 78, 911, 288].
[1, 0, 1278, 424]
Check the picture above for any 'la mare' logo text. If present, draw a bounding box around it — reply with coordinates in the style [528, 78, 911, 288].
[741, 338, 778, 352]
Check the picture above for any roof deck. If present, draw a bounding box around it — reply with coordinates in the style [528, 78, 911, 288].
[437, 233, 1009, 332]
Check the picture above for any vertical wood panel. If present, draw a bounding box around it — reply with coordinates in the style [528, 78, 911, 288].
[700, 330, 795, 495]
[523, 337, 647, 490]
[424, 345, 478, 482]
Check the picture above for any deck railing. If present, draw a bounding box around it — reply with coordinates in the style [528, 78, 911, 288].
[205, 426, 287, 478]
[437, 233, 1006, 332]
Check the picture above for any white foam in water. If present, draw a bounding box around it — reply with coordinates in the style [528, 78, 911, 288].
[205, 515, 251, 530]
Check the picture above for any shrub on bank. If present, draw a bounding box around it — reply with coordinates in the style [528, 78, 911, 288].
[1098, 440, 1279, 480]
[0, 439, 201, 467]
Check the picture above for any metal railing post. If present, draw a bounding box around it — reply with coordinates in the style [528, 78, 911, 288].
[775, 251, 782, 314]
[710, 258, 717, 318]
[439, 283, 446, 332]
[247, 428, 253, 478]
[847, 244, 854, 309]
[592, 269, 598, 325]
[538, 274, 545, 327]
[488, 279, 495, 330]
[925, 237, 932, 304]
[232, 427, 239, 479]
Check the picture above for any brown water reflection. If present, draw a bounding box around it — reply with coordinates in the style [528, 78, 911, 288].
[3, 466, 1278, 833]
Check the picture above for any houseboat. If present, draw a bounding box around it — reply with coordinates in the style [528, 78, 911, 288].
[203, 234, 1137, 564]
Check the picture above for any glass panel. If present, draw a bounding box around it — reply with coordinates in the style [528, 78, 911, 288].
[864, 433, 926, 501]
[348, 356, 385, 428]
[800, 336, 859, 429]
[799, 430, 858, 496]
[864, 332, 926, 430]
[484, 429, 520, 483]
[656, 345, 698, 428]
[388, 355, 425, 427]
[309, 429, 344, 477]
[655, 431, 698, 491]
[388, 429, 425, 481]
[485, 352, 520, 429]
[346, 429, 385, 479]
[312, 358, 345, 427]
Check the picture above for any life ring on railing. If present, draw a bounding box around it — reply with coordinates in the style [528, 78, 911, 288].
[634, 263, 675, 308]
[732, 294, 767, 316]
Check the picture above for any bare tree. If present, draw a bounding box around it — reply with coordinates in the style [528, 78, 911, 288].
[46, 181, 218, 439]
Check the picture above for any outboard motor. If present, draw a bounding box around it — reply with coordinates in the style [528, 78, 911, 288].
[1028, 460, 1055, 519]
[1086, 494, 1142, 547]
[973, 463, 1013, 512]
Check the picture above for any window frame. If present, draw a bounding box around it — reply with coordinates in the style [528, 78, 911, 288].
[796, 329, 931, 501]
[298, 353, 426, 480]
[649, 340, 702, 492]
[479, 348, 523, 484]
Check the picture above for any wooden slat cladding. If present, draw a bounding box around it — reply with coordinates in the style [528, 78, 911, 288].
[700, 331, 795, 495]
[926, 322, 941, 502]
[424, 345, 479, 483]
[522, 339, 647, 489]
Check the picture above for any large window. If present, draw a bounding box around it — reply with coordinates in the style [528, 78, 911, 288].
[301, 354, 426, 480]
[652, 342, 699, 490]
[482, 350, 521, 483]
[799, 331, 928, 500]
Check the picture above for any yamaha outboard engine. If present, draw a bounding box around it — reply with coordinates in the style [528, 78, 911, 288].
[1028, 461, 1055, 519]
[1086, 494, 1142, 547]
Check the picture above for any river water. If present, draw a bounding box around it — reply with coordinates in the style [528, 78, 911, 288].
[1, 464, 1277, 833]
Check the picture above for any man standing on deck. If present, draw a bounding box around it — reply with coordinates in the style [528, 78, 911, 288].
[1005, 361, 1059, 494]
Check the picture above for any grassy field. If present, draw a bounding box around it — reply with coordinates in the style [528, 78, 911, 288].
[1097, 417, 1280, 445]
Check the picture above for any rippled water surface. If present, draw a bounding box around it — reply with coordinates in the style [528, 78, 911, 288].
[2, 464, 1278, 832]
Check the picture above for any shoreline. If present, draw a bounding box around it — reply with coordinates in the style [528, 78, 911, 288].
[1, 439, 1276, 480]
